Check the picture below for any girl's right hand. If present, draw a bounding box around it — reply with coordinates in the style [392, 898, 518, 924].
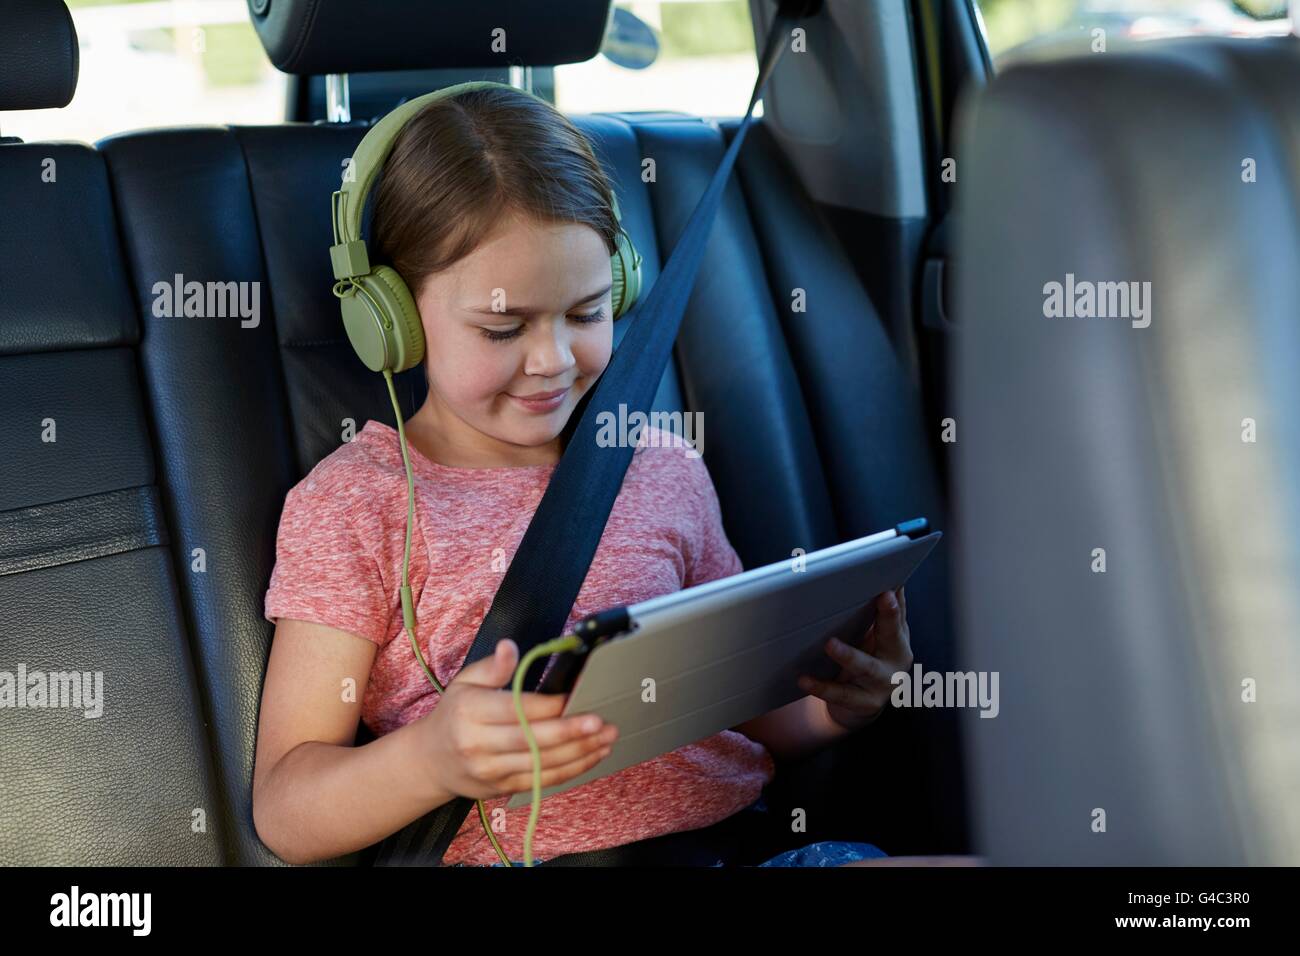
[419, 638, 619, 801]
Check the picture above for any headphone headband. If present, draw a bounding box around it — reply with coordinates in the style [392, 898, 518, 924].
[330, 80, 518, 272]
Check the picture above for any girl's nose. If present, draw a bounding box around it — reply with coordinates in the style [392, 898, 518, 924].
[523, 322, 576, 377]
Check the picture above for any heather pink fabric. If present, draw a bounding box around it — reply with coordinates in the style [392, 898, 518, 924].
[264, 419, 775, 864]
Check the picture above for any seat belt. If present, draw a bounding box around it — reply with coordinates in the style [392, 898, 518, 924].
[372, 0, 812, 867]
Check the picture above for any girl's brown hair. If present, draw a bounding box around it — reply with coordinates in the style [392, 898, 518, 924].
[370, 85, 620, 299]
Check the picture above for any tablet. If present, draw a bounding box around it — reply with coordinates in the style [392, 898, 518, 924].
[504, 518, 941, 808]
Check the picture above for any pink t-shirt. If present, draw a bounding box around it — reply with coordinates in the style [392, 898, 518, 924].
[263, 418, 775, 865]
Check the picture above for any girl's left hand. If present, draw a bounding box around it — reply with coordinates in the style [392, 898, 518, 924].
[797, 586, 913, 732]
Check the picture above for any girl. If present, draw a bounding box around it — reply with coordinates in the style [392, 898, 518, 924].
[254, 84, 912, 867]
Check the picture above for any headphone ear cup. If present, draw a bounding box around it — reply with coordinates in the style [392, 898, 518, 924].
[370, 266, 425, 372]
[341, 266, 426, 373]
[610, 230, 642, 320]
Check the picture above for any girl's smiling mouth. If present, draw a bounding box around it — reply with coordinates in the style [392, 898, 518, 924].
[508, 385, 570, 412]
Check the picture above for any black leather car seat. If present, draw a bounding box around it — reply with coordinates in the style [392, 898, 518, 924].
[0, 0, 226, 865]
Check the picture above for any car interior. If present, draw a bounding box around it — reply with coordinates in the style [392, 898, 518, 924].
[2, 0, 1297, 873]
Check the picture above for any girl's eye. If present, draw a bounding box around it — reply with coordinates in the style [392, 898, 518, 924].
[479, 326, 524, 343]
[478, 309, 607, 344]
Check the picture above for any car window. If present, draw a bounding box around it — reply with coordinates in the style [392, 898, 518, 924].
[2, 0, 287, 144]
[554, 0, 758, 115]
[0, 0, 759, 145]
[971, 0, 1292, 69]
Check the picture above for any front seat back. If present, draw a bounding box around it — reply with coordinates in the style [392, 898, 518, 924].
[955, 37, 1300, 865]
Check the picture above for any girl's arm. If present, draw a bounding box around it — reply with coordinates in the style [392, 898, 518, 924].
[732, 695, 852, 762]
[252, 620, 615, 865]
[252, 617, 454, 864]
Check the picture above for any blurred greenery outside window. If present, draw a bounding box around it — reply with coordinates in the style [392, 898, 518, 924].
[972, 0, 1291, 69]
[68, 0, 265, 86]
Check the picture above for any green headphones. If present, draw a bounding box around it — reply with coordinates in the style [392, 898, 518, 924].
[328, 80, 643, 375]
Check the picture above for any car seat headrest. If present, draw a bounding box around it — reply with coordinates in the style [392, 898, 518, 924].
[0, 0, 78, 112]
[246, 0, 613, 76]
